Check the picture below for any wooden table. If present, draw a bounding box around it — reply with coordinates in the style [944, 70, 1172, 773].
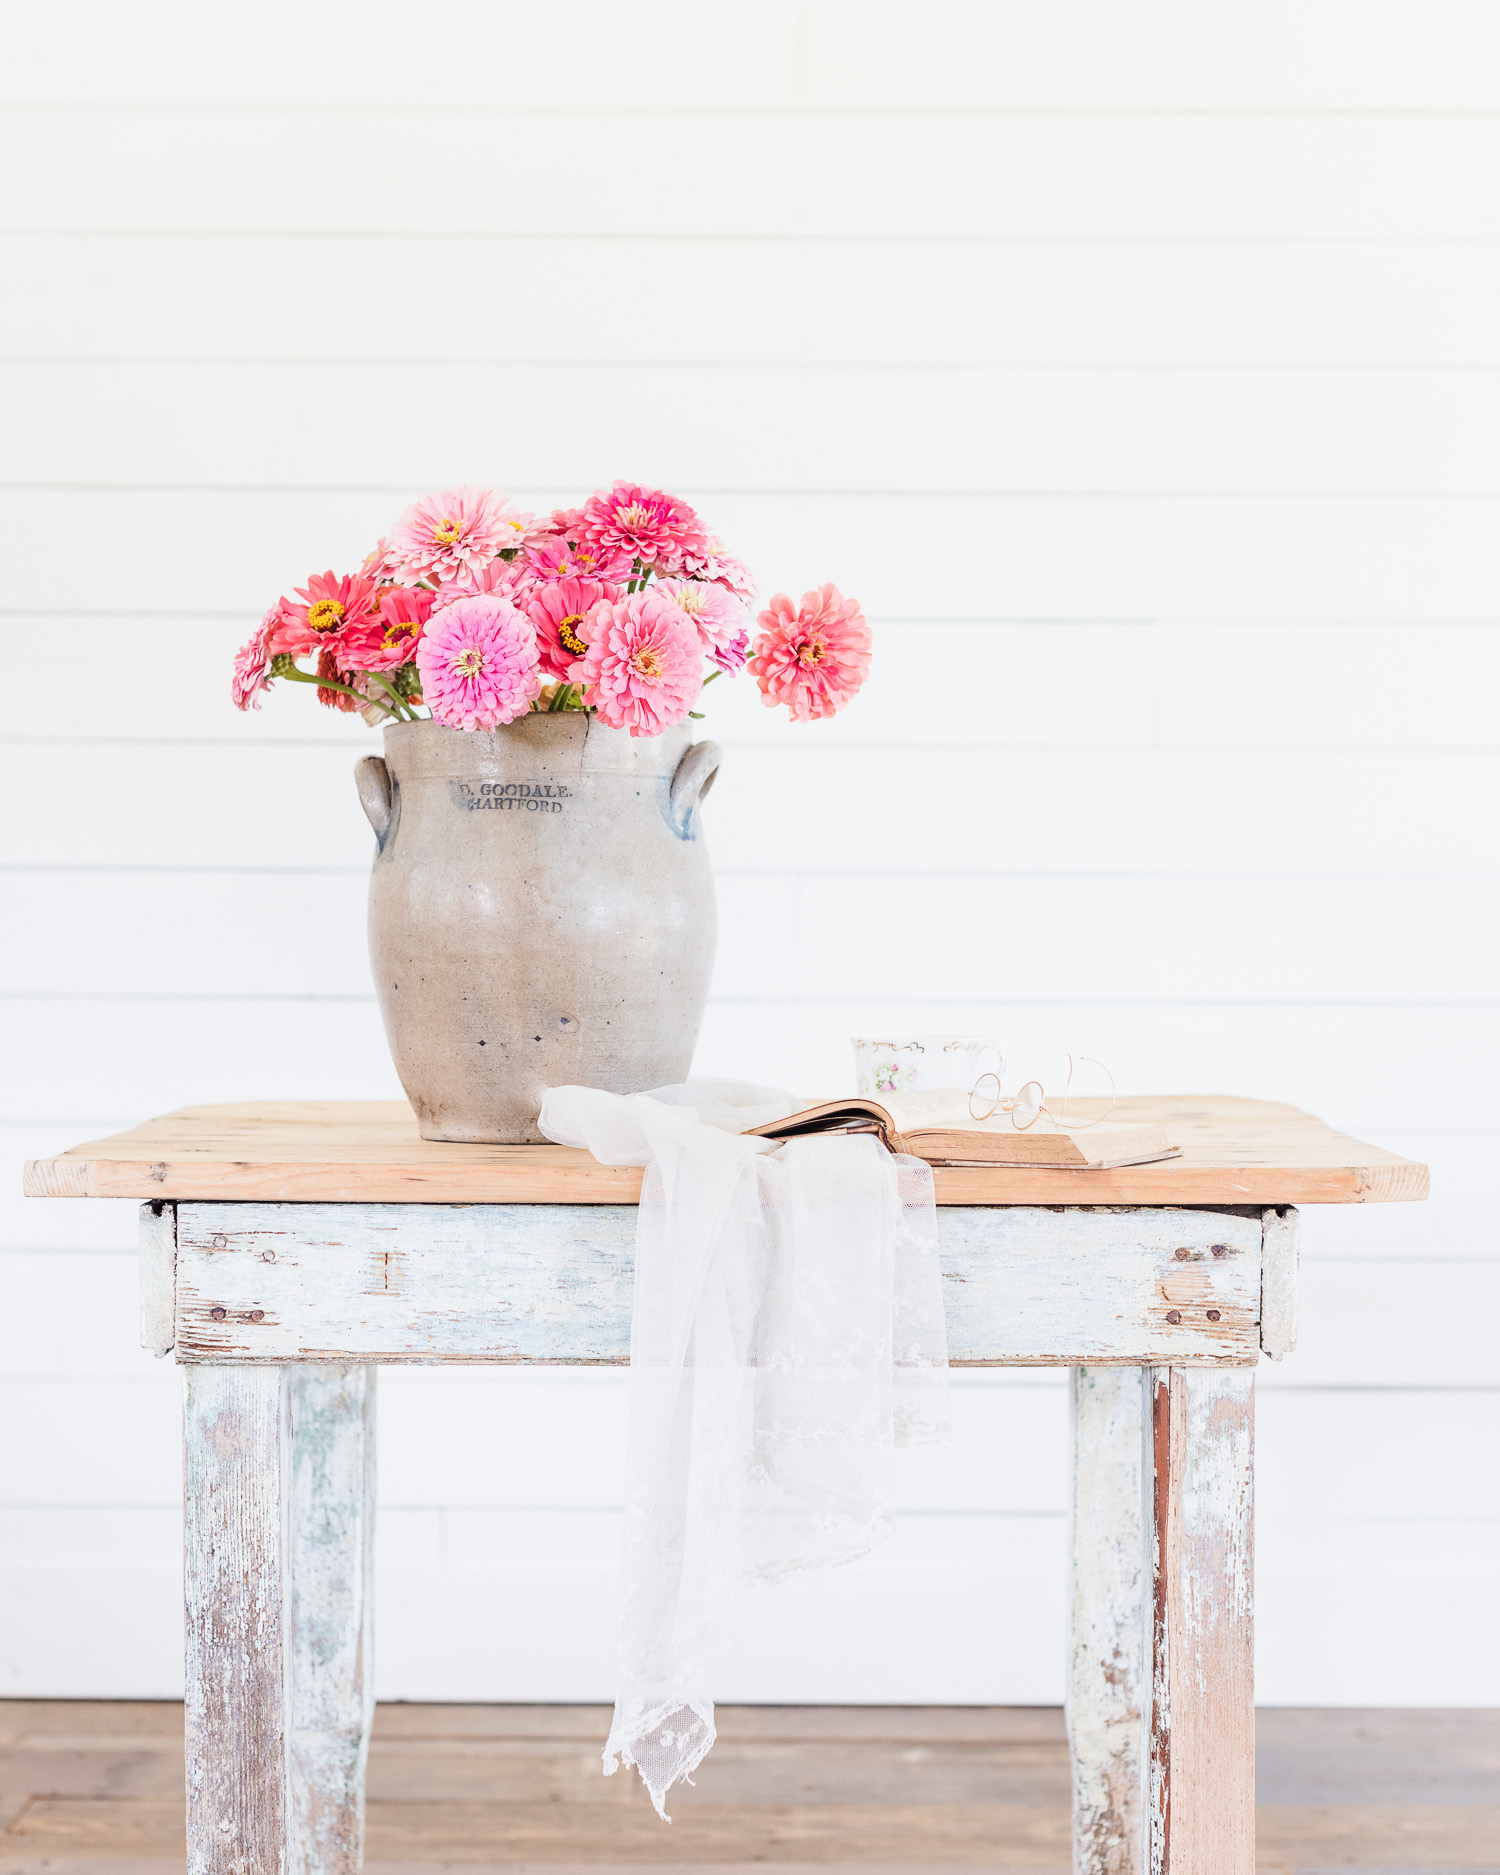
[26, 1096, 1426, 1875]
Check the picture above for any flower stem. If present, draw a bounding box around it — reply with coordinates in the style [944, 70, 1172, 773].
[278, 664, 400, 719]
[362, 669, 419, 721]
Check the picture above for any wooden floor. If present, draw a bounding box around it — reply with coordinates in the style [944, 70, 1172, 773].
[0, 1702, 1493, 1874]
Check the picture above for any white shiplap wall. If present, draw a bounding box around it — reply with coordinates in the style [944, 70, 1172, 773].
[3, 0, 1498, 1704]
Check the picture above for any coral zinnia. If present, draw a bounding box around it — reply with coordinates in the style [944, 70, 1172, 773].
[578, 590, 703, 737]
[654, 579, 750, 674]
[363, 586, 436, 671]
[416, 596, 541, 731]
[751, 584, 871, 722]
[527, 577, 619, 680]
[574, 481, 708, 577]
[278, 569, 381, 659]
[385, 485, 532, 587]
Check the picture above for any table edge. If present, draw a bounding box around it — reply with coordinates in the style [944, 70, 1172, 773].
[23, 1153, 1430, 1206]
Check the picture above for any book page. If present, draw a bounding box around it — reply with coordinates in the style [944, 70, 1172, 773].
[879, 1088, 1132, 1139]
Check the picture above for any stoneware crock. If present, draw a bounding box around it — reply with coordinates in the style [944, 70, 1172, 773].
[355, 714, 721, 1142]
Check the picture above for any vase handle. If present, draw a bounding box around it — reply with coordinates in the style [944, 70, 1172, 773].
[667, 739, 722, 839]
[355, 755, 393, 847]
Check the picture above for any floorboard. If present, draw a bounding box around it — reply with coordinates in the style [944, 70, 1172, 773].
[0, 1704, 1491, 1871]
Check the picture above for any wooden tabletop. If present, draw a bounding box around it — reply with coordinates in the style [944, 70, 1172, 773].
[23, 1096, 1427, 1207]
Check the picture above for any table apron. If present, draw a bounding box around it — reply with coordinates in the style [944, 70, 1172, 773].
[152, 1201, 1286, 1367]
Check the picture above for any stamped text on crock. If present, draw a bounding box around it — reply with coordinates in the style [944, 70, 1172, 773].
[449, 780, 571, 814]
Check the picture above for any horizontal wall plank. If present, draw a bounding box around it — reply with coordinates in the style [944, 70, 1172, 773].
[0, 1255, 163, 1378]
[11, 616, 1500, 752]
[1156, 621, 1500, 748]
[8, 362, 1499, 493]
[1258, 1259, 1500, 1390]
[5, 237, 1498, 366]
[7, 1, 1499, 110]
[1, 995, 1488, 1130]
[0, 1522, 1491, 1703]
[0, 1380, 180, 1502]
[8, 113, 1500, 239]
[170, 1201, 1263, 1365]
[5, 868, 1494, 1005]
[1259, 1390, 1500, 1520]
[0, 1505, 181, 1567]
[0, 1122, 143, 1251]
[7, 488, 1498, 621]
[1255, 1562, 1500, 1706]
[793, 875, 1499, 1003]
[0, 1566, 187, 1698]
[0, 998, 406, 1121]
[6, 742, 1496, 875]
[1298, 1132, 1498, 1262]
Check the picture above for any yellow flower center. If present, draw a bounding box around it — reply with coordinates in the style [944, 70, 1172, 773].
[382, 619, 417, 649]
[619, 502, 652, 531]
[557, 614, 589, 656]
[672, 587, 706, 615]
[307, 598, 346, 634]
[433, 518, 463, 546]
[629, 646, 664, 678]
[505, 518, 525, 534]
[454, 647, 485, 678]
[795, 636, 827, 667]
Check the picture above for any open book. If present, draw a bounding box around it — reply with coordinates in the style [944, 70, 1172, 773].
[743, 1088, 1181, 1169]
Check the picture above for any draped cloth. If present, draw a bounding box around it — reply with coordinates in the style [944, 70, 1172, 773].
[537, 1078, 951, 1820]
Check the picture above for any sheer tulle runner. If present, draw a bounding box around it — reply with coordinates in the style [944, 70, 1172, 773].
[537, 1078, 951, 1820]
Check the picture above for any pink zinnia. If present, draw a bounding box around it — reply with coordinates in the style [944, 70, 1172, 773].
[231, 604, 282, 710]
[416, 596, 541, 731]
[655, 578, 750, 674]
[680, 535, 757, 606]
[278, 569, 381, 659]
[385, 485, 534, 586]
[527, 577, 619, 680]
[362, 586, 435, 671]
[432, 556, 531, 611]
[578, 590, 703, 738]
[573, 481, 708, 576]
[751, 584, 872, 723]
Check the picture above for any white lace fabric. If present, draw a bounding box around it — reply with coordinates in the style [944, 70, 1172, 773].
[538, 1078, 951, 1820]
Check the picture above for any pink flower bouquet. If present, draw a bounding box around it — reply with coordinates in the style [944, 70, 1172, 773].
[233, 481, 870, 737]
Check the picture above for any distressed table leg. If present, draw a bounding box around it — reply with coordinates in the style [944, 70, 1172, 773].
[288, 1367, 377, 1875]
[1068, 1367, 1145, 1875]
[184, 1366, 292, 1875]
[1147, 1366, 1255, 1875]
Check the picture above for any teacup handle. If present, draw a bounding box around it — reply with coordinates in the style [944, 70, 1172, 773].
[355, 755, 393, 846]
[667, 740, 722, 840]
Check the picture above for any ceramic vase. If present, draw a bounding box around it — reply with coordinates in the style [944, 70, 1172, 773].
[355, 714, 721, 1142]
